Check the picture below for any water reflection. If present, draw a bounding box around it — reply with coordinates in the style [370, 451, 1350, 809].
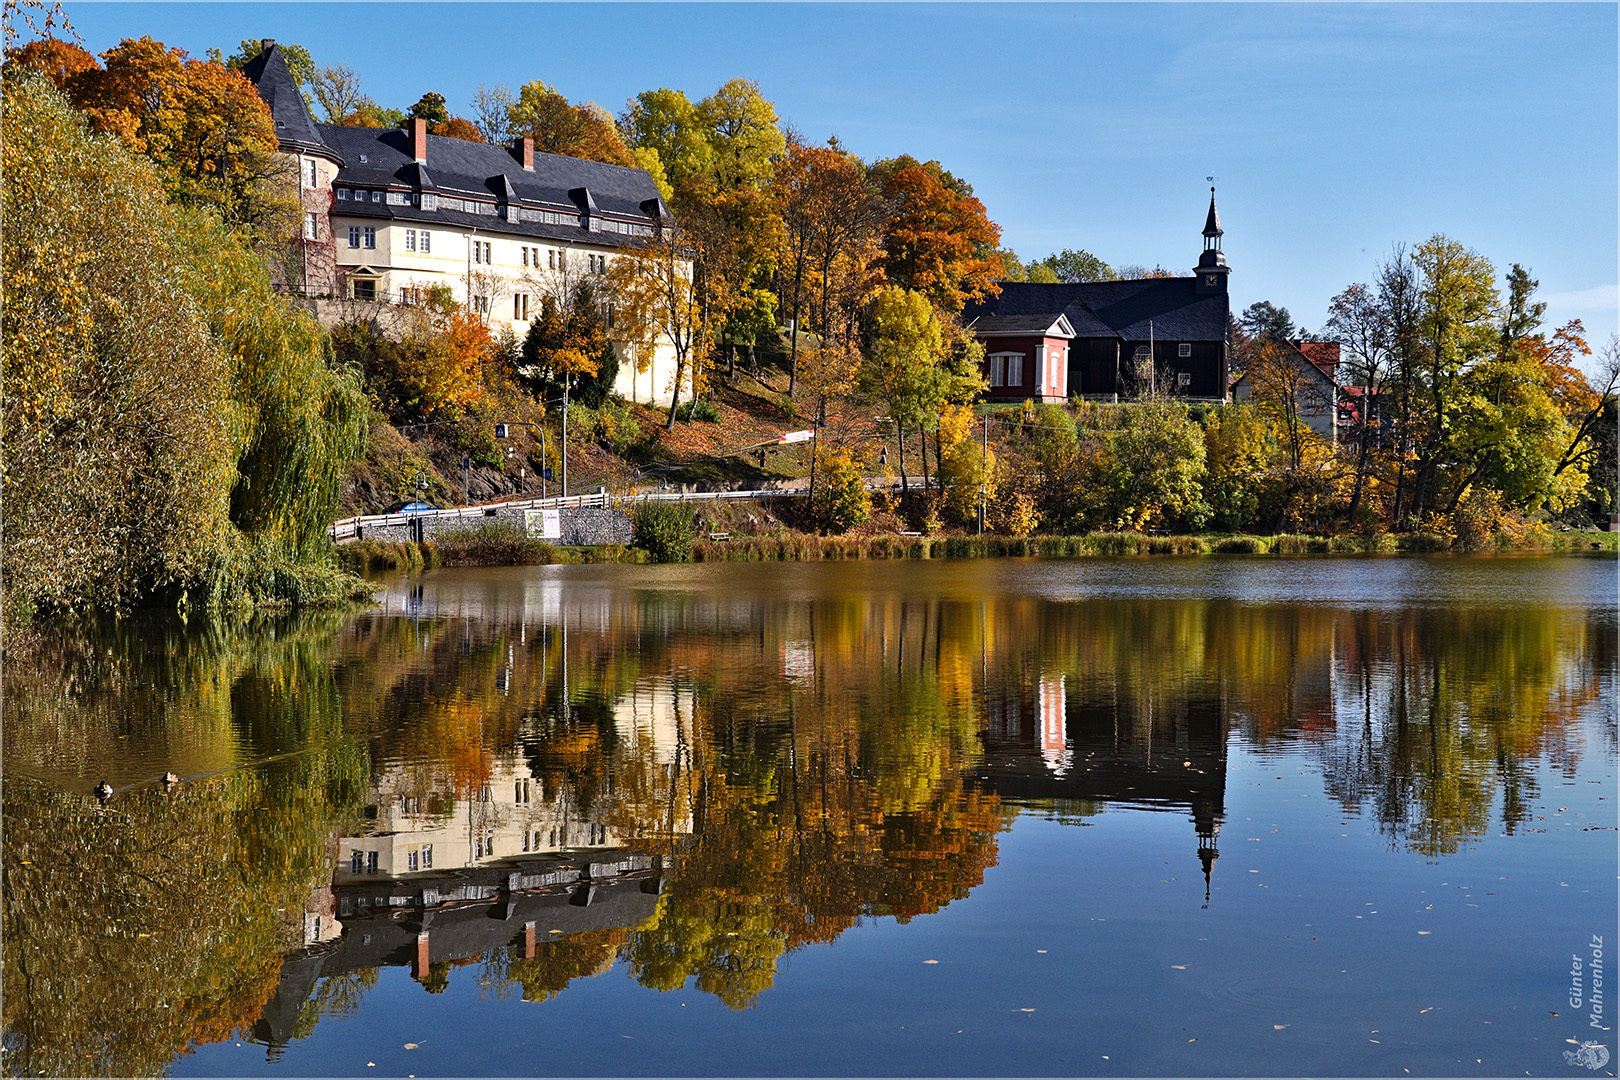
[2, 560, 1612, 1073]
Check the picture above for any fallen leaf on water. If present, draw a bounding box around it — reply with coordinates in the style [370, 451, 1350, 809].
[923, 960, 939, 965]
[1417, 931, 1432, 935]
[1419, 1008, 1431, 1014]
[1020, 1008, 1035, 1012]
[1369, 1039, 1380, 1044]
[1273, 1024, 1288, 1030]
[1036, 950, 1047, 954]
[1188, 1038, 1197, 1042]
[1172, 965, 1187, 970]
[403, 1043, 418, 1050]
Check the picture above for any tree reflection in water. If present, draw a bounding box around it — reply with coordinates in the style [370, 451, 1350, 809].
[2, 571, 1611, 1067]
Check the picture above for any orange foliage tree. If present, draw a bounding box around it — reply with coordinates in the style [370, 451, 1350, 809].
[870, 154, 1002, 315]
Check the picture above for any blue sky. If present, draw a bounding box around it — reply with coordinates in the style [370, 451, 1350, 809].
[61, 3, 1620, 354]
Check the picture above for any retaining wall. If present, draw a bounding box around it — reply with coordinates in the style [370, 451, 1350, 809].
[351, 505, 632, 547]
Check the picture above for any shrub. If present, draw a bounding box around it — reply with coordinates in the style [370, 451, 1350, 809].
[677, 397, 721, 423]
[631, 500, 697, 563]
[433, 522, 556, 566]
[811, 447, 870, 534]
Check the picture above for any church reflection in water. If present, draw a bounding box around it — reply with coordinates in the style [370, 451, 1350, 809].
[973, 670, 1228, 904]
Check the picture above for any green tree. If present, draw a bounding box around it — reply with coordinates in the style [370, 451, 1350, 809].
[861, 287, 949, 492]
[1036, 248, 1116, 283]
[694, 78, 784, 190]
[618, 86, 714, 190]
[1104, 401, 1210, 531]
[407, 90, 449, 125]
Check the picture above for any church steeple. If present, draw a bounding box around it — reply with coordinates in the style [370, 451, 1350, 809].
[1194, 185, 1229, 295]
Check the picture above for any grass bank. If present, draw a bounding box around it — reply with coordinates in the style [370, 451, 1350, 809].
[332, 520, 1616, 572]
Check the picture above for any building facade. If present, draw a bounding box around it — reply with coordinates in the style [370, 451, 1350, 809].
[244, 41, 688, 406]
[966, 194, 1233, 402]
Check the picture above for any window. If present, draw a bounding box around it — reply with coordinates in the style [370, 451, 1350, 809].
[353, 279, 376, 301]
[514, 294, 529, 321]
[989, 352, 1020, 388]
[348, 226, 360, 248]
[404, 229, 416, 252]
[522, 247, 529, 268]
[473, 241, 492, 264]
[303, 213, 318, 240]
[363, 227, 376, 249]
[1178, 343, 1192, 358]
[407, 848, 419, 871]
[420, 192, 438, 211]
[350, 850, 363, 873]
[303, 158, 317, 187]
[472, 295, 489, 315]
[548, 249, 556, 270]
[422, 844, 433, 868]
[402, 795, 420, 813]
[1177, 372, 1192, 388]
[337, 188, 350, 200]
[371, 190, 384, 203]
[387, 191, 411, 206]
[420, 231, 430, 253]
[366, 851, 378, 874]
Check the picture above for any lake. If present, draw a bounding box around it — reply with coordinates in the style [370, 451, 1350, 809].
[3, 555, 1615, 1077]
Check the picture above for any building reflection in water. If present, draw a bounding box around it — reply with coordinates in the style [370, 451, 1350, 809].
[975, 667, 1231, 905]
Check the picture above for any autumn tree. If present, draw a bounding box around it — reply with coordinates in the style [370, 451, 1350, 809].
[508, 79, 635, 166]
[607, 229, 703, 429]
[64, 36, 296, 243]
[770, 139, 884, 392]
[2, 34, 95, 88]
[870, 155, 1002, 315]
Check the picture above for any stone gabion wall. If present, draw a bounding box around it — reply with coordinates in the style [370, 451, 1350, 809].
[351, 506, 632, 547]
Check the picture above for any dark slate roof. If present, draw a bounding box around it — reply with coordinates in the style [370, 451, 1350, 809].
[317, 125, 663, 222]
[966, 279, 1229, 343]
[240, 43, 340, 163]
[970, 313, 1075, 338]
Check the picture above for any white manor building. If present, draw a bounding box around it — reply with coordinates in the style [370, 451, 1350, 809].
[244, 40, 688, 405]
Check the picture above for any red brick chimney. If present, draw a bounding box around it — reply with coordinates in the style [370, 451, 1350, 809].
[411, 117, 428, 164]
[512, 136, 533, 171]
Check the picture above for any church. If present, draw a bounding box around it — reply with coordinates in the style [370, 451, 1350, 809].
[965, 194, 1232, 402]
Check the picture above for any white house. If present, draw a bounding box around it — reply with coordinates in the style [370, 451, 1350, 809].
[244, 40, 689, 406]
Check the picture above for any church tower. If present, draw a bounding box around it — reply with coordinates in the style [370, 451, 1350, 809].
[1194, 188, 1229, 296]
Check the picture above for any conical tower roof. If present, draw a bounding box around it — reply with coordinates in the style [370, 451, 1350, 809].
[1202, 189, 1223, 238]
[241, 41, 342, 163]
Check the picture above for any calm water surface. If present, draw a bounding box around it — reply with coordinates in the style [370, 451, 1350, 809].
[4, 556, 1615, 1077]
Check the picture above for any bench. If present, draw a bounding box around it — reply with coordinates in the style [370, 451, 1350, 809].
[708, 532, 732, 542]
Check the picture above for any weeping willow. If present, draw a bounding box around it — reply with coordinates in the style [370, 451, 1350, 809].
[2, 74, 368, 622]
